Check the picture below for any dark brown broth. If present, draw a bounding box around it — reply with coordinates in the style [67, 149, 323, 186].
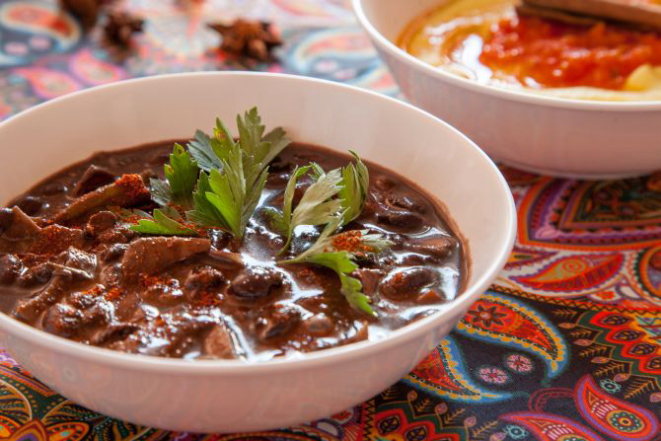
[0, 141, 464, 361]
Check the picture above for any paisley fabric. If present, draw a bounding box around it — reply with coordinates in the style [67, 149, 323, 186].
[1, 0, 661, 440]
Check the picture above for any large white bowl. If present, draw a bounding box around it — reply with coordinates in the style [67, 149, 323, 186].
[0, 72, 515, 433]
[353, 0, 661, 178]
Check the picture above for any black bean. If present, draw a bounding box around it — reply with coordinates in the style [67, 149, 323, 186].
[229, 267, 283, 300]
[379, 267, 438, 301]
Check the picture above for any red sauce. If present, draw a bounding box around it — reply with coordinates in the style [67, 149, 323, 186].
[480, 15, 661, 90]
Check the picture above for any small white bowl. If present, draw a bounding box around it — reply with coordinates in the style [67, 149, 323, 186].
[0, 72, 515, 433]
[353, 0, 661, 178]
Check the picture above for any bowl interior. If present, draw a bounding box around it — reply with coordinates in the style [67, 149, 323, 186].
[0, 73, 513, 333]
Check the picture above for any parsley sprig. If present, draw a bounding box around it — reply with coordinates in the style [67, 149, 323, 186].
[150, 144, 199, 210]
[272, 166, 344, 252]
[282, 216, 392, 316]
[339, 151, 369, 225]
[138, 107, 291, 242]
[272, 154, 369, 253]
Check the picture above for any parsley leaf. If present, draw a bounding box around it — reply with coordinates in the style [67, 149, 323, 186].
[276, 167, 343, 252]
[165, 143, 198, 207]
[339, 151, 369, 225]
[282, 216, 392, 316]
[149, 144, 199, 209]
[128, 208, 197, 236]
[186, 171, 228, 228]
[201, 110, 276, 240]
[270, 165, 310, 248]
[305, 251, 374, 316]
[149, 178, 171, 207]
[187, 130, 223, 172]
[174, 108, 291, 240]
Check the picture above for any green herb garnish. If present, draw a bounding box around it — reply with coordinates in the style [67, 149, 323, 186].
[273, 166, 344, 252]
[339, 151, 369, 225]
[186, 171, 228, 228]
[141, 107, 290, 242]
[282, 216, 392, 316]
[187, 130, 222, 172]
[150, 144, 199, 209]
[128, 208, 197, 236]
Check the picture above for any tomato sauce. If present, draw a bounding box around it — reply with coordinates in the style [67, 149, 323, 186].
[480, 14, 661, 90]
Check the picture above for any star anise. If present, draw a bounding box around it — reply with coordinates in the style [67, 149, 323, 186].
[103, 10, 144, 48]
[60, 0, 101, 29]
[208, 19, 282, 63]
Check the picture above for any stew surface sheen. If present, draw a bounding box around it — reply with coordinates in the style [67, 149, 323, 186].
[0, 142, 464, 361]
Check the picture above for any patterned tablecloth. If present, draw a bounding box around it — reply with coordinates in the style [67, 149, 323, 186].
[2, 0, 661, 440]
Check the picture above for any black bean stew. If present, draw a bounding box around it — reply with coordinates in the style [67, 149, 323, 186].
[0, 141, 465, 361]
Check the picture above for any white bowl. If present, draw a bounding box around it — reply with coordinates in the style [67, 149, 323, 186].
[353, 0, 661, 178]
[0, 72, 515, 433]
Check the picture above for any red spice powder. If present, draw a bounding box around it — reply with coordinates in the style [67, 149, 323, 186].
[29, 225, 81, 255]
[481, 15, 661, 90]
[331, 230, 373, 256]
[197, 291, 222, 307]
[139, 274, 163, 289]
[84, 285, 105, 297]
[105, 287, 123, 301]
[115, 174, 150, 202]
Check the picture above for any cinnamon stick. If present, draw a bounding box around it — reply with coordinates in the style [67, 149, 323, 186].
[522, 0, 661, 29]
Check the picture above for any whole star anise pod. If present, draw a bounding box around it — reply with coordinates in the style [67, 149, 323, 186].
[208, 19, 282, 62]
[103, 10, 144, 47]
[60, 0, 101, 29]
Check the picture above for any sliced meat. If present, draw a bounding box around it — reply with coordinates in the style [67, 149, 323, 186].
[85, 211, 118, 236]
[15, 262, 55, 288]
[42, 304, 83, 338]
[54, 247, 97, 281]
[121, 237, 211, 280]
[384, 193, 428, 214]
[96, 227, 136, 245]
[52, 174, 150, 224]
[99, 243, 128, 262]
[353, 268, 385, 296]
[228, 267, 283, 301]
[143, 276, 185, 306]
[28, 225, 85, 255]
[73, 165, 115, 196]
[185, 266, 226, 299]
[0, 207, 40, 240]
[379, 267, 438, 301]
[208, 248, 244, 268]
[202, 324, 236, 359]
[14, 281, 66, 322]
[376, 207, 424, 231]
[407, 235, 457, 259]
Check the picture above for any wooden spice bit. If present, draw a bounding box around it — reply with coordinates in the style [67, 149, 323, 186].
[103, 10, 144, 47]
[60, 0, 100, 29]
[516, 4, 600, 26]
[522, 0, 661, 30]
[208, 19, 283, 62]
